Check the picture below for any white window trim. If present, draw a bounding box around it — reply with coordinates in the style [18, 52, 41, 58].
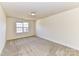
[16, 21, 29, 34]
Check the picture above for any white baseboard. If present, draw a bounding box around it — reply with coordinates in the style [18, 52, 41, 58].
[0, 40, 6, 56]
[37, 35, 79, 51]
[7, 35, 36, 40]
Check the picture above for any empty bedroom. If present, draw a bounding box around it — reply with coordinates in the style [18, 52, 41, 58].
[0, 2, 79, 56]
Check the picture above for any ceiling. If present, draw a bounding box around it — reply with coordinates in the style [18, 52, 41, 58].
[0, 2, 79, 20]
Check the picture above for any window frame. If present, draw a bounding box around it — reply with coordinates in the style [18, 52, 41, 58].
[16, 21, 29, 34]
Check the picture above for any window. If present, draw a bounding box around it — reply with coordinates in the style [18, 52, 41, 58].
[16, 22, 29, 33]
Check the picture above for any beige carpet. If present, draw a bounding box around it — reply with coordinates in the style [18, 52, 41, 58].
[1, 36, 79, 56]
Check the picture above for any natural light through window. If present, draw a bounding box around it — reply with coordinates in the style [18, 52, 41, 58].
[16, 22, 29, 33]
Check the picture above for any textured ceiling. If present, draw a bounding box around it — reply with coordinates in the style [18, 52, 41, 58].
[0, 2, 79, 20]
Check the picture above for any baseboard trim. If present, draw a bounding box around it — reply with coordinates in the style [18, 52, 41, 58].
[7, 35, 36, 41]
[0, 40, 6, 56]
[37, 35, 79, 51]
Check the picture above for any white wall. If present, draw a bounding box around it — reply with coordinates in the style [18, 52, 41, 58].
[0, 5, 6, 55]
[36, 8, 79, 50]
[7, 17, 35, 40]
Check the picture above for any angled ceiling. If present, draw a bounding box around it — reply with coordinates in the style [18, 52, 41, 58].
[0, 2, 79, 20]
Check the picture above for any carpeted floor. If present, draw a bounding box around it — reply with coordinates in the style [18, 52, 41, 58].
[1, 36, 79, 56]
